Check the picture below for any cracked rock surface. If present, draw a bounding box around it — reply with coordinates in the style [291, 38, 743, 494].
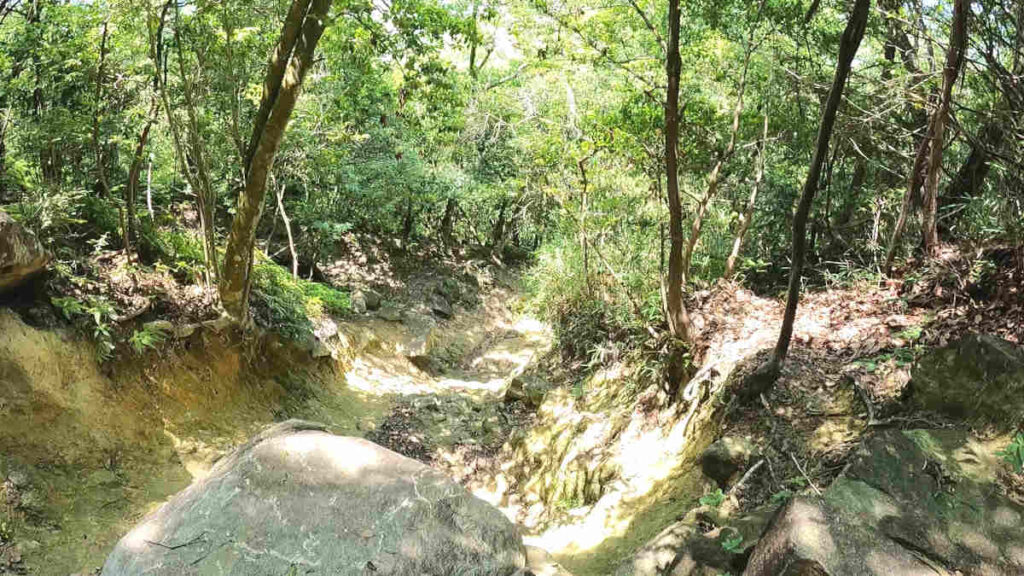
[744, 429, 1024, 576]
[101, 420, 526, 576]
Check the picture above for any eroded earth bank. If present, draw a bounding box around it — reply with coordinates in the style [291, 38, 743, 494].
[2, 256, 1024, 576]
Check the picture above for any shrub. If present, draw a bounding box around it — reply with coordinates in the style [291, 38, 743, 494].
[998, 433, 1024, 474]
[251, 257, 350, 340]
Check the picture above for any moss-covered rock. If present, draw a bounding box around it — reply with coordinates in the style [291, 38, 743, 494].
[744, 429, 1024, 575]
[700, 436, 759, 489]
[911, 334, 1024, 433]
[0, 211, 49, 294]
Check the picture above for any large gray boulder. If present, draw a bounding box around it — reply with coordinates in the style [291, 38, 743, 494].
[744, 429, 1024, 575]
[102, 421, 526, 576]
[911, 334, 1024, 433]
[0, 211, 49, 294]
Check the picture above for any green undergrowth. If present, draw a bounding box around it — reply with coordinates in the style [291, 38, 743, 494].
[251, 256, 351, 340]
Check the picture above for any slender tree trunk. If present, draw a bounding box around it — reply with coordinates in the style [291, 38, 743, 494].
[146, 154, 154, 219]
[663, 0, 692, 343]
[883, 116, 932, 271]
[275, 181, 298, 278]
[402, 196, 415, 244]
[578, 156, 590, 292]
[724, 106, 769, 279]
[940, 122, 1001, 230]
[773, 0, 870, 367]
[173, 4, 219, 280]
[92, 17, 111, 198]
[440, 197, 457, 247]
[0, 107, 8, 201]
[124, 101, 159, 255]
[491, 199, 507, 252]
[468, 0, 480, 78]
[220, 0, 331, 323]
[921, 0, 968, 255]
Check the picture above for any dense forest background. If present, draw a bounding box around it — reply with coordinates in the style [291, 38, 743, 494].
[0, 0, 1020, 364]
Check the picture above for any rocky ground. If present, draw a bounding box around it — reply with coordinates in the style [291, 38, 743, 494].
[1, 234, 1022, 576]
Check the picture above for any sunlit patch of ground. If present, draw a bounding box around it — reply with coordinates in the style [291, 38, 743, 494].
[0, 272, 960, 576]
[470, 281, 939, 575]
[0, 278, 549, 575]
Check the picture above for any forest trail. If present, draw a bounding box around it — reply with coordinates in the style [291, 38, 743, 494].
[0, 276, 554, 576]
[459, 281, 938, 576]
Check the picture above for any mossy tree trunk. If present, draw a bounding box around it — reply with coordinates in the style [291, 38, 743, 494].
[219, 0, 332, 323]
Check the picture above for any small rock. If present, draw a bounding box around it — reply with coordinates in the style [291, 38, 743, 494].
[429, 294, 453, 319]
[379, 306, 402, 322]
[363, 289, 382, 311]
[6, 470, 29, 489]
[436, 278, 461, 300]
[0, 210, 50, 295]
[201, 315, 233, 333]
[143, 320, 174, 334]
[503, 375, 548, 408]
[700, 436, 759, 489]
[173, 323, 196, 338]
[311, 340, 334, 359]
[351, 291, 368, 314]
[313, 316, 339, 341]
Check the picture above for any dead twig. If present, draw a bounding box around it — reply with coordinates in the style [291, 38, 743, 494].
[789, 452, 823, 497]
[728, 458, 765, 508]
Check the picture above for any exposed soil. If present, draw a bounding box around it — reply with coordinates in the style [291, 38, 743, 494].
[1, 243, 1020, 576]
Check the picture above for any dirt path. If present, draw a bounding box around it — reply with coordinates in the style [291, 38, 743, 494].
[0, 277, 550, 576]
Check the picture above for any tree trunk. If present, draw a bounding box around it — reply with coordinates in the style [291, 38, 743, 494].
[491, 198, 507, 254]
[940, 122, 1001, 230]
[724, 106, 768, 279]
[220, 0, 332, 323]
[92, 16, 111, 198]
[402, 196, 415, 245]
[920, 0, 968, 256]
[124, 101, 159, 255]
[275, 180, 299, 278]
[883, 112, 932, 272]
[468, 0, 480, 78]
[578, 156, 590, 292]
[0, 107, 8, 201]
[146, 154, 154, 219]
[440, 197, 457, 247]
[663, 0, 692, 343]
[773, 0, 870, 367]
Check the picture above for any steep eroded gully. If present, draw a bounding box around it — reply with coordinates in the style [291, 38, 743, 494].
[0, 277, 551, 576]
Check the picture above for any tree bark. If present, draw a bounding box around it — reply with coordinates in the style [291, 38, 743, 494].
[123, 101, 159, 255]
[773, 0, 870, 366]
[920, 0, 968, 256]
[220, 0, 331, 322]
[883, 111, 932, 272]
[663, 0, 692, 342]
[92, 16, 111, 199]
[724, 106, 768, 279]
[440, 197, 457, 247]
[275, 180, 299, 278]
[941, 122, 1001, 230]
